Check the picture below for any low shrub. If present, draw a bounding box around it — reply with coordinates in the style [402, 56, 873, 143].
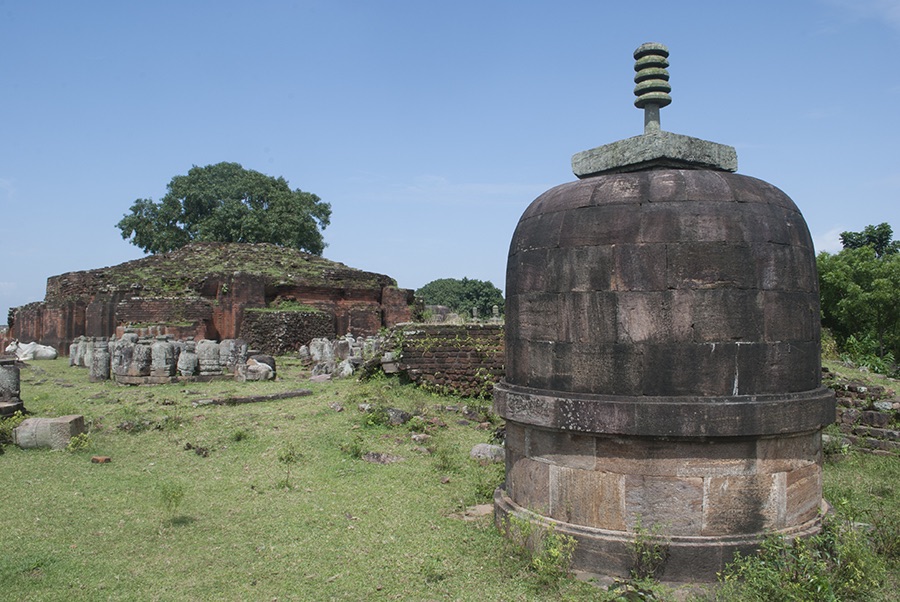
[711, 515, 886, 601]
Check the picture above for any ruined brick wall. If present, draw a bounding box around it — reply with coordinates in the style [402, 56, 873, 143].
[11, 301, 87, 351]
[240, 310, 335, 355]
[397, 324, 504, 398]
[11, 302, 50, 344]
[116, 297, 214, 328]
[212, 273, 267, 342]
[273, 284, 404, 337]
[382, 286, 416, 326]
[9, 243, 414, 353]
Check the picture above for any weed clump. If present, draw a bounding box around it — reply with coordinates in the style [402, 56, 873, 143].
[340, 434, 365, 459]
[711, 515, 886, 601]
[276, 442, 301, 489]
[0, 411, 26, 448]
[501, 514, 577, 588]
[65, 432, 93, 453]
[629, 517, 670, 581]
[156, 481, 187, 524]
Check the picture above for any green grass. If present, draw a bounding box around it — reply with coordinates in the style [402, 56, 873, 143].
[0, 358, 598, 601]
[1, 359, 897, 600]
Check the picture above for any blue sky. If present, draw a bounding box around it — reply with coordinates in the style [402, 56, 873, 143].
[2, 0, 898, 322]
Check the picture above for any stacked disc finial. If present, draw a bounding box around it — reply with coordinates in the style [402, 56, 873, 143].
[633, 42, 671, 109]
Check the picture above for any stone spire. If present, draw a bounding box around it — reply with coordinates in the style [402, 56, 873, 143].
[571, 42, 737, 178]
[633, 42, 671, 133]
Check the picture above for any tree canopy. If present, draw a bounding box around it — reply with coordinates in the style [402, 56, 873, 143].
[818, 223, 900, 370]
[116, 162, 331, 255]
[416, 277, 504, 318]
[838, 222, 900, 258]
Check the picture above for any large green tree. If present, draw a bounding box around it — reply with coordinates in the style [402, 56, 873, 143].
[117, 162, 331, 254]
[818, 223, 900, 364]
[839, 222, 900, 258]
[416, 277, 504, 318]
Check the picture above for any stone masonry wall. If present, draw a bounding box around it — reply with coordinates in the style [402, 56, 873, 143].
[397, 324, 504, 398]
[240, 310, 335, 355]
[827, 373, 900, 455]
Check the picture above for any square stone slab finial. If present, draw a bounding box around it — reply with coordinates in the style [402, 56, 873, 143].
[572, 42, 737, 178]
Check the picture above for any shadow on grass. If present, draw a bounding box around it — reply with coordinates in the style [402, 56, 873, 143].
[165, 515, 197, 527]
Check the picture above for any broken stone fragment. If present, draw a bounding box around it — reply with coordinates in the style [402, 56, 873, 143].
[469, 443, 504, 463]
[14, 415, 86, 450]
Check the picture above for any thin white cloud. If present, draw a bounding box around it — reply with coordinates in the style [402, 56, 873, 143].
[813, 227, 845, 254]
[824, 0, 900, 31]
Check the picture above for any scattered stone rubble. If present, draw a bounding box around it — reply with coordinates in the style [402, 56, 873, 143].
[824, 368, 900, 455]
[69, 333, 276, 384]
[299, 334, 391, 380]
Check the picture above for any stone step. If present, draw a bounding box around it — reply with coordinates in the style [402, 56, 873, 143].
[0, 400, 24, 417]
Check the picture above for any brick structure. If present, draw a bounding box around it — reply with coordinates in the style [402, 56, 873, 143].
[397, 324, 504, 398]
[9, 242, 415, 353]
[240, 309, 335, 355]
[494, 44, 835, 582]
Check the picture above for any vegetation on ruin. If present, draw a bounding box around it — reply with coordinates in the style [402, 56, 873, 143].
[0, 358, 897, 600]
[116, 162, 331, 255]
[51, 241, 396, 301]
[818, 222, 900, 375]
[244, 300, 322, 314]
[416, 277, 505, 318]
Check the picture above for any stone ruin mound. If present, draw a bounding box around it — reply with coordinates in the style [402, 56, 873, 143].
[9, 242, 415, 355]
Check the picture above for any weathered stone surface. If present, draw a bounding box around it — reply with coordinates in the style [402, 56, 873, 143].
[497, 165, 834, 583]
[14, 415, 86, 450]
[624, 474, 704, 536]
[150, 338, 176, 378]
[528, 428, 595, 470]
[495, 384, 835, 438]
[594, 436, 758, 478]
[333, 359, 354, 379]
[240, 357, 275, 381]
[89, 342, 111, 382]
[550, 466, 625, 530]
[309, 338, 335, 363]
[504, 421, 526, 457]
[385, 407, 412, 426]
[218, 339, 247, 371]
[0, 362, 20, 402]
[507, 456, 550, 513]
[197, 339, 221, 376]
[505, 170, 823, 385]
[785, 463, 822, 526]
[703, 473, 783, 535]
[572, 130, 737, 177]
[469, 443, 504, 463]
[756, 432, 821, 473]
[177, 342, 199, 376]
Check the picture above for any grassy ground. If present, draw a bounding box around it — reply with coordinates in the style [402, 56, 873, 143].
[1, 358, 897, 600]
[0, 358, 600, 601]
